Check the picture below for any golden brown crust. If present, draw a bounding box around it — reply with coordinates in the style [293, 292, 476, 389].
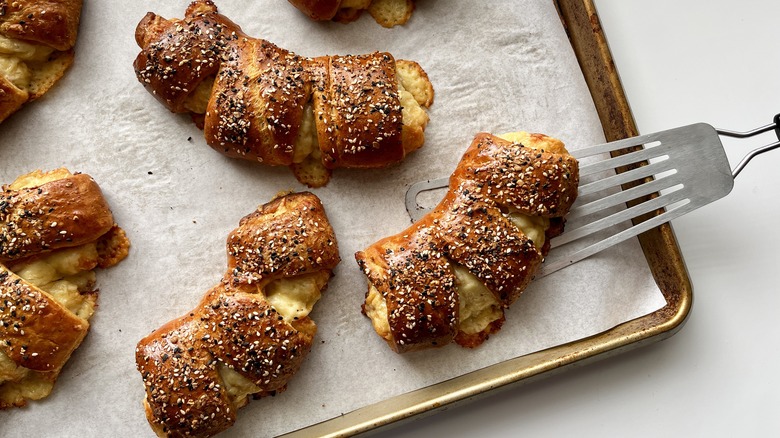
[133, 4, 238, 114]
[286, 0, 342, 21]
[0, 168, 128, 409]
[435, 183, 542, 305]
[313, 52, 404, 169]
[0, 173, 114, 263]
[203, 39, 311, 166]
[357, 133, 580, 352]
[137, 192, 340, 437]
[452, 133, 579, 218]
[0, 265, 88, 372]
[137, 284, 316, 437]
[226, 192, 340, 286]
[134, 0, 431, 187]
[137, 315, 236, 437]
[287, 0, 415, 27]
[0, 0, 82, 122]
[357, 223, 458, 353]
[0, 0, 82, 51]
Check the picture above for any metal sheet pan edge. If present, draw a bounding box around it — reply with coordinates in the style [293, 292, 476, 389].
[282, 0, 694, 435]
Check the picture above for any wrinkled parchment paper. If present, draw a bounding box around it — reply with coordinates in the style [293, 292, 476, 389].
[0, 1, 665, 436]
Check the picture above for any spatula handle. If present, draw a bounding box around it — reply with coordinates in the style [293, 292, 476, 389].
[716, 113, 780, 178]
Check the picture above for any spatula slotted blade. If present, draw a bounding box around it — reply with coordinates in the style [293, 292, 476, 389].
[406, 123, 736, 277]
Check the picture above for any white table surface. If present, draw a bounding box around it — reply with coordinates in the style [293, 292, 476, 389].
[372, 1, 780, 436]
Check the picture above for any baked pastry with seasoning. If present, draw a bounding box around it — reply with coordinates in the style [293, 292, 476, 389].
[356, 132, 579, 353]
[0, 168, 130, 408]
[0, 0, 83, 123]
[134, 0, 433, 188]
[287, 0, 415, 28]
[136, 192, 340, 437]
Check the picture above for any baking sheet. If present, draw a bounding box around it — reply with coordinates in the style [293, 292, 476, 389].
[0, 1, 666, 436]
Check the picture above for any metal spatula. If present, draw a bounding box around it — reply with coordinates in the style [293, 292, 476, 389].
[406, 114, 780, 277]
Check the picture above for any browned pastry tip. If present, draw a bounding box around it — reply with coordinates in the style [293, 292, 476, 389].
[1, 170, 114, 263]
[133, 0, 432, 187]
[1, 168, 129, 409]
[357, 223, 458, 353]
[358, 132, 580, 352]
[287, 0, 415, 27]
[451, 133, 579, 218]
[0, 0, 83, 122]
[0, 0, 82, 51]
[133, 2, 242, 114]
[137, 191, 339, 437]
[313, 51, 404, 169]
[287, 0, 343, 21]
[226, 192, 340, 286]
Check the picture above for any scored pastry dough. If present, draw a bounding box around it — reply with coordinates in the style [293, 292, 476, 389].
[0, 0, 83, 123]
[0, 168, 129, 408]
[136, 192, 340, 437]
[356, 132, 580, 352]
[133, 0, 434, 187]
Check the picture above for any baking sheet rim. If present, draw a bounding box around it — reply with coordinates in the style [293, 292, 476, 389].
[281, 0, 694, 436]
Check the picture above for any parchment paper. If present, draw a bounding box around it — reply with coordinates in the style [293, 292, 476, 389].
[0, 1, 665, 436]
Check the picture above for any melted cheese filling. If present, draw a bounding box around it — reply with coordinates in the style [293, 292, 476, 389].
[216, 271, 329, 407]
[498, 131, 570, 155]
[364, 283, 391, 342]
[0, 172, 98, 406]
[183, 76, 215, 114]
[217, 363, 260, 409]
[289, 103, 329, 186]
[506, 209, 549, 251]
[452, 265, 502, 335]
[292, 103, 317, 163]
[0, 35, 54, 90]
[264, 270, 329, 323]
